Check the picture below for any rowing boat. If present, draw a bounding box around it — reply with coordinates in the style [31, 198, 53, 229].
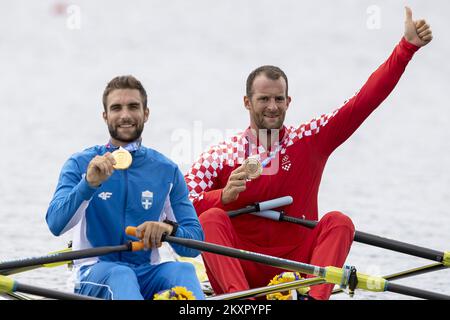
[1, 197, 449, 300]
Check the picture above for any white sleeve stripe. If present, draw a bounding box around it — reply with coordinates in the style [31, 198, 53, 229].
[60, 200, 91, 235]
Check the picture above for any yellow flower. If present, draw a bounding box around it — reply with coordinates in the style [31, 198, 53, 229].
[153, 286, 196, 300]
[266, 272, 310, 300]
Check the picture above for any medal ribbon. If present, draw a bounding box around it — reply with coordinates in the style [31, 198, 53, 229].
[260, 143, 283, 168]
[245, 127, 286, 168]
[106, 139, 142, 152]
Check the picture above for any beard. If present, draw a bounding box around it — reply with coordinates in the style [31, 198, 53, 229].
[254, 112, 286, 130]
[107, 122, 144, 143]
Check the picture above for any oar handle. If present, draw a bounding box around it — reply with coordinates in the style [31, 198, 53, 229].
[126, 226, 137, 237]
[130, 241, 145, 251]
[258, 196, 293, 211]
[228, 196, 293, 218]
[126, 227, 145, 251]
[126, 227, 163, 252]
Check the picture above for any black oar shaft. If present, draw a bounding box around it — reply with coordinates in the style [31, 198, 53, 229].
[14, 283, 101, 300]
[1, 266, 45, 276]
[0, 243, 131, 272]
[164, 235, 322, 277]
[386, 282, 450, 300]
[355, 230, 443, 262]
[282, 215, 317, 227]
[228, 206, 260, 218]
[280, 214, 445, 263]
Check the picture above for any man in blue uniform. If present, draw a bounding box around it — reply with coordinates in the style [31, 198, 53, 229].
[46, 75, 205, 300]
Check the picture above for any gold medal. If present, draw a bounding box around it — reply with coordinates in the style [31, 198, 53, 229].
[112, 147, 132, 170]
[244, 157, 262, 180]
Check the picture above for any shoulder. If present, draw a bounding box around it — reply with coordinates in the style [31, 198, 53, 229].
[141, 146, 179, 171]
[62, 145, 104, 171]
[285, 108, 341, 144]
[68, 145, 103, 162]
[197, 131, 247, 166]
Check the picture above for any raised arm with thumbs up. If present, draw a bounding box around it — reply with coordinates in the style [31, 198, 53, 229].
[404, 6, 433, 47]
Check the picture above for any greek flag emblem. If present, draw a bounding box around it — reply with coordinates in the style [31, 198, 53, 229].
[141, 190, 153, 210]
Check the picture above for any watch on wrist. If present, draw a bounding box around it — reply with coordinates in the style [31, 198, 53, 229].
[163, 219, 178, 236]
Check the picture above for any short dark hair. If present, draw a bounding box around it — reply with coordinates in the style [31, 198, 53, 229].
[102, 75, 148, 111]
[246, 65, 288, 98]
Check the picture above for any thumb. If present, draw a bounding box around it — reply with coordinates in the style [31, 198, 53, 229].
[405, 6, 413, 22]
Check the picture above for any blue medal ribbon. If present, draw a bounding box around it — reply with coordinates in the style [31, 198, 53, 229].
[245, 127, 285, 168]
[106, 139, 142, 152]
[260, 143, 282, 168]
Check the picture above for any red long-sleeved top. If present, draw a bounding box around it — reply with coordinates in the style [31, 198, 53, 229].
[185, 37, 419, 249]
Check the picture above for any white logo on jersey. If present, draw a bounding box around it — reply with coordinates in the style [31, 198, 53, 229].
[141, 190, 153, 210]
[281, 155, 292, 171]
[98, 192, 112, 200]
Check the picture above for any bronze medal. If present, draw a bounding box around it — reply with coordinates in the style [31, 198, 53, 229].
[112, 147, 132, 170]
[244, 157, 262, 180]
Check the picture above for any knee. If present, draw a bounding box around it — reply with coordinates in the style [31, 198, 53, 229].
[321, 211, 355, 233]
[199, 207, 229, 227]
[177, 262, 197, 275]
[168, 262, 197, 282]
[107, 265, 137, 282]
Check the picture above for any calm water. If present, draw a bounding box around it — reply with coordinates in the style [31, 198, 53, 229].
[0, 0, 449, 300]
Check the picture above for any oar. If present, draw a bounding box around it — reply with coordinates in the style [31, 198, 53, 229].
[0, 242, 143, 272]
[126, 227, 450, 300]
[382, 263, 447, 282]
[0, 275, 101, 300]
[208, 277, 326, 300]
[1, 248, 73, 276]
[0, 291, 33, 300]
[227, 196, 293, 217]
[332, 262, 447, 295]
[245, 209, 450, 266]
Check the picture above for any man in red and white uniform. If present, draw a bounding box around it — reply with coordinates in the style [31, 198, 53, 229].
[185, 8, 433, 300]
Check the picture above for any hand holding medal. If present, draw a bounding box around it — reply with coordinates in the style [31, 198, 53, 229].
[86, 148, 132, 187]
[221, 157, 263, 205]
[243, 157, 262, 180]
[112, 147, 133, 170]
